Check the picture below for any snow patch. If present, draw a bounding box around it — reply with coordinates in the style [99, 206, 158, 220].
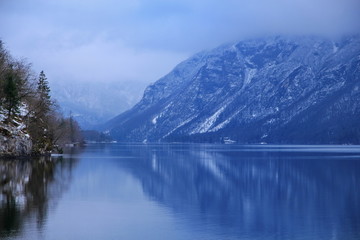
[17, 122, 26, 131]
[244, 69, 257, 86]
[210, 119, 230, 132]
[0, 112, 5, 122]
[162, 116, 196, 138]
[151, 102, 173, 125]
[193, 106, 226, 134]
[267, 118, 276, 124]
[209, 106, 246, 132]
[19, 103, 28, 117]
[152, 115, 159, 124]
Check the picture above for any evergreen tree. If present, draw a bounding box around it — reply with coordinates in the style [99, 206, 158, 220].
[3, 72, 20, 119]
[29, 71, 54, 153]
[37, 70, 51, 113]
[0, 41, 10, 106]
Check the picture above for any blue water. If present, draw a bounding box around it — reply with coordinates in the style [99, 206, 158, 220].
[1, 144, 360, 239]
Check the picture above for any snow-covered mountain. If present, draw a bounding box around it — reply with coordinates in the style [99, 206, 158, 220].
[50, 81, 145, 129]
[103, 36, 360, 144]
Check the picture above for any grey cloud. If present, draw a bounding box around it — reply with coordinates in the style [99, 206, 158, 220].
[0, 0, 359, 84]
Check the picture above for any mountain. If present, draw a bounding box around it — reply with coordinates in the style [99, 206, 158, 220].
[103, 36, 360, 144]
[50, 81, 145, 129]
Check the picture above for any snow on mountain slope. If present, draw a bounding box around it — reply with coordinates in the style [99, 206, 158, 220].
[103, 36, 360, 144]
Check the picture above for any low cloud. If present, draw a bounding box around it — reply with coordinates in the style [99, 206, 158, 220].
[1, 0, 359, 84]
[36, 36, 188, 84]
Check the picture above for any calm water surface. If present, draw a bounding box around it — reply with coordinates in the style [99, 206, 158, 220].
[1, 144, 360, 240]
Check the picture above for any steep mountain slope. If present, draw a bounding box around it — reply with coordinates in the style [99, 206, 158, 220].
[104, 36, 360, 144]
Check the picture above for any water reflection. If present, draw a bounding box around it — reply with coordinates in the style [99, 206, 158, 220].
[0, 155, 78, 238]
[112, 144, 360, 240]
[1, 144, 359, 240]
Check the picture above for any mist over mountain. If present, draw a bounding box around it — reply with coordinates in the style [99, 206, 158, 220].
[50, 81, 145, 129]
[102, 35, 360, 144]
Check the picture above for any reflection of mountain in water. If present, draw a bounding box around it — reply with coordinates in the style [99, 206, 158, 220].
[0, 156, 78, 238]
[114, 144, 360, 239]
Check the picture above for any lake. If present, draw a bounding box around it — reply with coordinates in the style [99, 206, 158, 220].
[1, 143, 360, 240]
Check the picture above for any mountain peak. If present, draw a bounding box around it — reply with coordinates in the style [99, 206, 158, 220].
[103, 36, 360, 144]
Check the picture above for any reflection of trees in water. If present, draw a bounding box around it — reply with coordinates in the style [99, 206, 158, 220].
[0, 156, 78, 238]
[115, 144, 360, 239]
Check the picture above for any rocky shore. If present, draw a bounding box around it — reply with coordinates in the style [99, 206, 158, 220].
[0, 121, 32, 157]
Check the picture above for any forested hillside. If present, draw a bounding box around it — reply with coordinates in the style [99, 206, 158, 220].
[0, 40, 82, 156]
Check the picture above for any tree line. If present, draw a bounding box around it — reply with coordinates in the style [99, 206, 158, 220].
[0, 40, 82, 154]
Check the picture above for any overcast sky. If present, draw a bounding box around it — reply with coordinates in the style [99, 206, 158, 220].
[1, 0, 359, 85]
